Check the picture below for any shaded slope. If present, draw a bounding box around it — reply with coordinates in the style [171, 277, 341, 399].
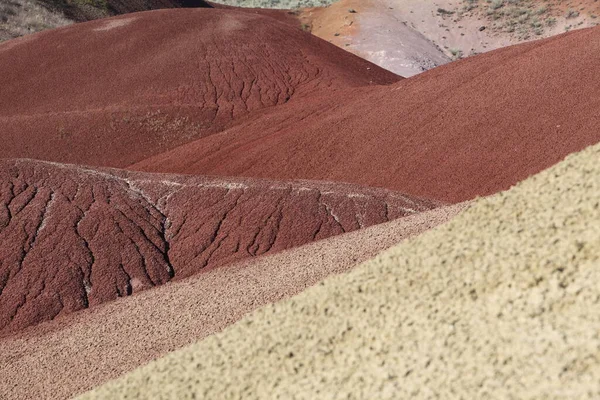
[84, 142, 600, 398]
[39, 0, 213, 22]
[0, 204, 464, 400]
[0, 159, 435, 334]
[133, 26, 600, 203]
[0, 8, 399, 167]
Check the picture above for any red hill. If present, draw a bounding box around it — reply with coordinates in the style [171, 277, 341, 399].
[0, 159, 436, 334]
[0, 8, 398, 168]
[132, 27, 600, 203]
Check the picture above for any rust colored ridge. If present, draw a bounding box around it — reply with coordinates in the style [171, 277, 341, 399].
[0, 158, 437, 335]
[0, 203, 464, 400]
[132, 26, 600, 203]
[0, 8, 399, 168]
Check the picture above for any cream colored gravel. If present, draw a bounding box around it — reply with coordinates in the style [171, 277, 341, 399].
[81, 143, 600, 399]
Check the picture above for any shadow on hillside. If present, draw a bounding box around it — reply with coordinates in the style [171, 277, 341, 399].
[36, 0, 213, 22]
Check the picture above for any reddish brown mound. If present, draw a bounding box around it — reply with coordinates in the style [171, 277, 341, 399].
[0, 159, 437, 335]
[132, 26, 600, 203]
[0, 8, 399, 167]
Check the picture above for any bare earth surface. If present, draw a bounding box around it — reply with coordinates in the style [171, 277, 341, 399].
[132, 25, 600, 203]
[3, 4, 600, 399]
[0, 203, 464, 400]
[385, 0, 517, 58]
[0, 159, 437, 335]
[0, 8, 398, 167]
[0, 0, 214, 42]
[381, 0, 600, 59]
[299, 0, 450, 76]
[83, 140, 600, 399]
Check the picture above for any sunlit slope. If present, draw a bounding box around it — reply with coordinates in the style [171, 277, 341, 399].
[86, 141, 600, 398]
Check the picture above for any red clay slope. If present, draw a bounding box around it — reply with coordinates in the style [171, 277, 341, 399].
[0, 8, 399, 168]
[132, 26, 600, 203]
[0, 159, 437, 335]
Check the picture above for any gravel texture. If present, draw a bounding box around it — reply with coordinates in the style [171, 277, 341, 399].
[0, 204, 463, 400]
[84, 142, 600, 399]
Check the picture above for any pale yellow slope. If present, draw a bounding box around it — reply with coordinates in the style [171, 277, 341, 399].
[82, 142, 600, 399]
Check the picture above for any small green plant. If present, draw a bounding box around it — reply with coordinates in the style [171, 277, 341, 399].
[530, 18, 542, 28]
[463, 2, 477, 12]
[437, 8, 455, 15]
[449, 48, 463, 59]
[517, 13, 529, 24]
[490, 0, 504, 10]
[70, 0, 109, 11]
[565, 9, 580, 19]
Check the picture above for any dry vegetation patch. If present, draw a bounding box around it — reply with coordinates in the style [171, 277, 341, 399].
[0, 0, 213, 42]
[454, 0, 600, 40]
[0, 0, 72, 42]
[209, 0, 336, 8]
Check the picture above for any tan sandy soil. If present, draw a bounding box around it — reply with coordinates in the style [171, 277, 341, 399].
[449, 0, 600, 50]
[0, 204, 464, 400]
[298, 0, 362, 48]
[544, 0, 600, 34]
[83, 140, 600, 399]
[382, 0, 515, 58]
[299, 0, 450, 76]
[384, 0, 600, 59]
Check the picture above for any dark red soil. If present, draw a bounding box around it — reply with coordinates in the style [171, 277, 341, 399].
[0, 8, 399, 168]
[0, 159, 437, 335]
[131, 26, 600, 203]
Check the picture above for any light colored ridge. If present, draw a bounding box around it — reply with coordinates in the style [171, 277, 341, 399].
[82, 141, 600, 399]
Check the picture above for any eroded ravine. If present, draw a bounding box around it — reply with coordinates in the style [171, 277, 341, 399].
[0, 159, 439, 334]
